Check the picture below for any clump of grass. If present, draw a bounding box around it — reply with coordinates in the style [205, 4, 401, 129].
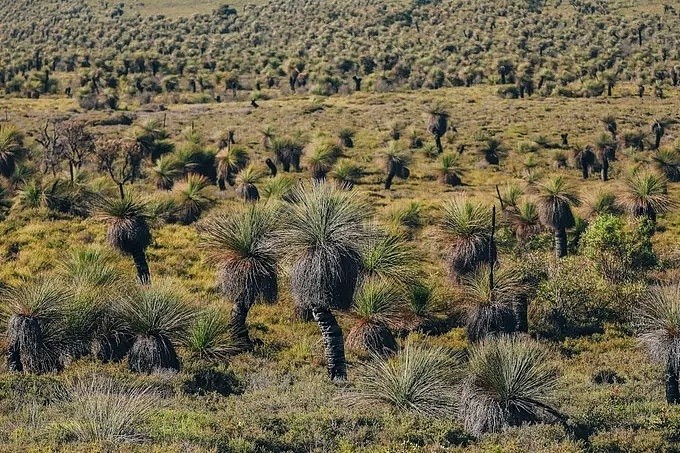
[586, 191, 621, 217]
[437, 153, 462, 186]
[184, 308, 241, 364]
[172, 173, 213, 224]
[121, 283, 194, 373]
[440, 197, 495, 279]
[386, 201, 424, 235]
[346, 278, 403, 355]
[330, 159, 363, 188]
[305, 140, 342, 180]
[347, 341, 463, 416]
[620, 171, 675, 222]
[499, 183, 523, 210]
[235, 164, 263, 202]
[460, 266, 526, 342]
[458, 335, 562, 437]
[262, 174, 296, 201]
[59, 376, 159, 443]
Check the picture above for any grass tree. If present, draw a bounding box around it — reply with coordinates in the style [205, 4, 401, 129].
[426, 106, 449, 155]
[337, 128, 355, 148]
[537, 176, 580, 258]
[361, 231, 420, 286]
[330, 159, 363, 189]
[437, 153, 463, 186]
[652, 120, 665, 150]
[460, 266, 526, 342]
[1, 278, 72, 373]
[386, 201, 424, 238]
[121, 284, 194, 373]
[637, 284, 680, 404]
[215, 145, 249, 190]
[172, 173, 213, 224]
[260, 126, 275, 150]
[304, 140, 342, 180]
[184, 308, 240, 363]
[347, 341, 463, 416]
[272, 137, 304, 172]
[58, 249, 129, 361]
[182, 308, 241, 396]
[62, 251, 121, 361]
[235, 164, 263, 202]
[586, 191, 621, 218]
[407, 282, 445, 333]
[653, 148, 680, 182]
[440, 197, 496, 279]
[346, 279, 402, 355]
[152, 155, 180, 190]
[94, 194, 153, 284]
[135, 118, 174, 161]
[601, 115, 618, 140]
[458, 335, 563, 437]
[0, 124, 24, 178]
[482, 138, 502, 165]
[276, 182, 371, 380]
[497, 183, 523, 211]
[510, 200, 542, 241]
[262, 174, 296, 201]
[383, 145, 411, 190]
[198, 205, 278, 346]
[620, 171, 674, 224]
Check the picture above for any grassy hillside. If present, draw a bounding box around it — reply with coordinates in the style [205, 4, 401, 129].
[97, 0, 263, 17]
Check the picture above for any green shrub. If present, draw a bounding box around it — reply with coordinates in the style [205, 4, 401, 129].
[497, 86, 520, 99]
[589, 428, 668, 453]
[529, 257, 617, 339]
[582, 80, 606, 97]
[517, 140, 540, 154]
[580, 215, 657, 282]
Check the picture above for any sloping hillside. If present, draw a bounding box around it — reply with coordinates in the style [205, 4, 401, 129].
[0, 0, 678, 101]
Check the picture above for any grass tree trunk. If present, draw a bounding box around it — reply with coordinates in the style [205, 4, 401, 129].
[230, 297, 253, 348]
[666, 358, 680, 404]
[384, 166, 397, 190]
[555, 228, 567, 259]
[129, 334, 180, 373]
[514, 296, 529, 333]
[600, 158, 609, 181]
[132, 249, 151, 285]
[435, 136, 443, 155]
[6, 315, 23, 371]
[312, 306, 347, 380]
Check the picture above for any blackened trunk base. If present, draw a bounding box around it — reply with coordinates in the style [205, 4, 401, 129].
[230, 299, 253, 349]
[555, 228, 567, 259]
[666, 360, 680, 404]
[132, 250, 151, 285]
[312, 306, 347, 380]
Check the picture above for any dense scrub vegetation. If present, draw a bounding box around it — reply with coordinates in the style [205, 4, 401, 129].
[0, 0, 679, 451]
[0, 0, 679, 105]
